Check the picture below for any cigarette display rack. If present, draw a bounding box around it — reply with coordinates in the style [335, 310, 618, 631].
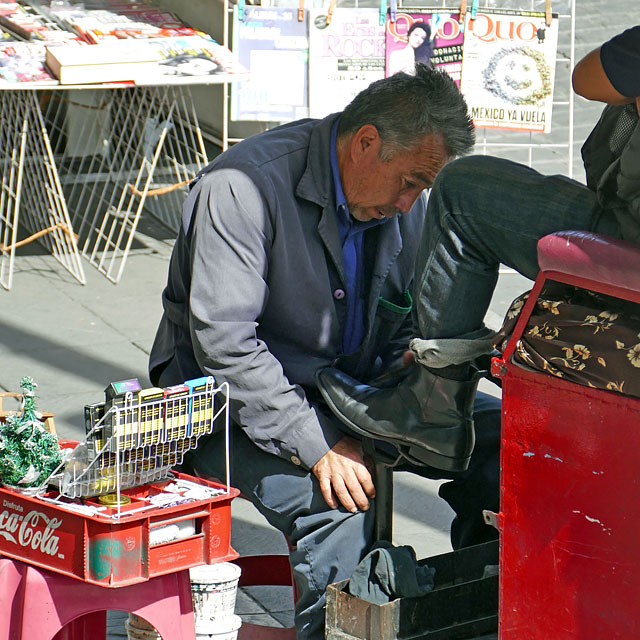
[59, 376, 226, 500]
[0, 379, 239, 586]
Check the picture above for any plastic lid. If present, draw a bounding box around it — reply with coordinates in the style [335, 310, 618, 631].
[189, 561, 241, 584]
[98, 493, 131, 506]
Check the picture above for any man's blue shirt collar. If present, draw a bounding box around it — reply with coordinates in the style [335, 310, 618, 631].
[331, 118, 349, 217]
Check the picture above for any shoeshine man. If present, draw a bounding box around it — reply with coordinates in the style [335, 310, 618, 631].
[150, 65, 502, 639]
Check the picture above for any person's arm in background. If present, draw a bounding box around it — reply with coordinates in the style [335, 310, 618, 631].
[572, 26, 640, 112]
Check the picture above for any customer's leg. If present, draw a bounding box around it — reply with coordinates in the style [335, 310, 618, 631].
[414, 155, 620, 343]
[402, 391, 501, 547]
[437, 392, 501, 547]
[186, 426, 375, 640]
[314, 156, 619, 472]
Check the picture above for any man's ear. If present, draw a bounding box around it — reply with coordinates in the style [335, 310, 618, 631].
[350, 124, 381, 161]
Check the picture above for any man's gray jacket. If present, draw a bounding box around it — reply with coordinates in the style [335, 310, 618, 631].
[149, 114, 427, 470]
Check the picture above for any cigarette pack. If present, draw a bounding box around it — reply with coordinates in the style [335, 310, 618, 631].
[184, 376, 216, 437]
[138, 387, 164, 446]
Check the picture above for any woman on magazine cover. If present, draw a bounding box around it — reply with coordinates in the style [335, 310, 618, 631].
[387, 21, 433, 76]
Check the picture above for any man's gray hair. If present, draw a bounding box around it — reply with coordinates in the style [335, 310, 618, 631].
[337, 64, 475, 160]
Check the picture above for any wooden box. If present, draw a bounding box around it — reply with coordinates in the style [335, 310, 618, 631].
[325, 540, 498, 640]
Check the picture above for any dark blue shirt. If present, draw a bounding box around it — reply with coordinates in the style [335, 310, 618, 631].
[330, 121, 387, 354]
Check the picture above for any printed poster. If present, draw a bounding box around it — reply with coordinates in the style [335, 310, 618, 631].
[385, 11, 464, 85]
[459, 9, 558, 133]
[308, 8, 385, 119]
[231, 6, 308, 122]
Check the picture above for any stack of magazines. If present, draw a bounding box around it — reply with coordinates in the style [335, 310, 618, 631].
[0, 0, 247, 87]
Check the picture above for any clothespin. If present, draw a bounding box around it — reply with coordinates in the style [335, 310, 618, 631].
[326, 0, 337, 26]
[237, 0, 245, 22]
[470, 0, 479, 20]
[389, 0, 396, 23]
[458, 0, 467, 24]
[545, 0, 552, 27]
[298, 0, 304, 22]
[379, 0, 387, 26]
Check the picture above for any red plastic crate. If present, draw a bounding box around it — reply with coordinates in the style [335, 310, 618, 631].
[0, 471, 239, 587]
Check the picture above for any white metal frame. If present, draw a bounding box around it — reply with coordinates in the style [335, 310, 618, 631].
[0, 90, 85, 290]
[0, 83, 211, 287]
[43, 85, 209, 283]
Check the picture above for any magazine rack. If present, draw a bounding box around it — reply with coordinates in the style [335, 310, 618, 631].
[0, 89, 86, 290]
[47, 83, 210, 283]
[0, 83, 211, 289]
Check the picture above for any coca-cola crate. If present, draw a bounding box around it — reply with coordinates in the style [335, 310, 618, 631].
[0, 471, 239, 587]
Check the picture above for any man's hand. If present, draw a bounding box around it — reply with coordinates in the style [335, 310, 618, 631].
[311, 436, 375, 513]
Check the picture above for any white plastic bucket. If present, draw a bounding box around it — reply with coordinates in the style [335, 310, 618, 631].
[190, 562, 242, 633]
[195, 614, 242, 640]
[125, 614, 161, 640]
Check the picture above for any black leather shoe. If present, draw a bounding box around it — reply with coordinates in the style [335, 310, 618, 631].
[316, 364, 481, 472]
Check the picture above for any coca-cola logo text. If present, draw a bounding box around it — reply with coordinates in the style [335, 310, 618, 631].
[0, 508, 62, 556]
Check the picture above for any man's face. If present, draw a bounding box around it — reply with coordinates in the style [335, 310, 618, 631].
[343, 132, 450, 222]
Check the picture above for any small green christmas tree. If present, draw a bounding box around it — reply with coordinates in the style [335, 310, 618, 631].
[0, 377, 62, 488]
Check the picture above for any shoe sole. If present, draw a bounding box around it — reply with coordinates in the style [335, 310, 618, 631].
[319, 387, 471, 473]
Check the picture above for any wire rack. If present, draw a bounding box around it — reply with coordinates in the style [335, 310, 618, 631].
[45, 378, 230, 505]
[0, 90, 86, 290]
[41, 85, 209, 282]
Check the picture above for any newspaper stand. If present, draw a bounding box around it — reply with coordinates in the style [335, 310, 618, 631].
[491, 231, 640, 639]
[0, 379, 239, 586]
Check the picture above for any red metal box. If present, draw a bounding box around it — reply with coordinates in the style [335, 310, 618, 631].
[495, 362, 640, 639]
[0, 471, 239, 587]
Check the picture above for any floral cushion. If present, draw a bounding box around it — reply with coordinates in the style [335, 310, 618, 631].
[494, 282, 640, 398]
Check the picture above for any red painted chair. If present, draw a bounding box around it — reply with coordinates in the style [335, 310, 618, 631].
[0, 556, 196, 640]
[235, 550, 297, 639]
[493, 231, 640, 639]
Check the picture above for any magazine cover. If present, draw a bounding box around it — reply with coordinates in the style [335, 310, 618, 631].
[0, 2, 63, 41]
[385, 10, 464, 85]
[231, 6, 308, 122]
[133, 35, 247, 85]
[308, 8, 384, 119]
[459, 9, 558, 133]
[0, 41, 58, 85]
[148, 35, 246, 75]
